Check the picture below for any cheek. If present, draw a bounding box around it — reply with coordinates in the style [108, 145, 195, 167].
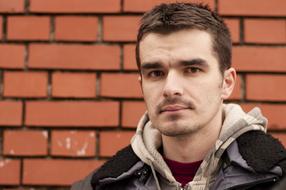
[142, 87, 155, 107]
[205, 85, 224, 105]
[142, 86, 161, 115]
[195, 80, 223, 102]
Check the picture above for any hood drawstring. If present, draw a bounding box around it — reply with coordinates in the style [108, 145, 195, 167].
[149, 159, 162, 190]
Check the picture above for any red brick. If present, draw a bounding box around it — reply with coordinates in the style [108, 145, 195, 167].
[123, 0, 215, 12]
[55, 16, 98, 41]
[246, 75, 286, 101]
[103, 16, 140, 42]
[52, 72, 96, 98]
[101, 73, 142, 98]
[122, 101, 146, 128]
[3, 71, 48, 98]
[7, 16, 50, 40]
[271, 133, 286, 148]
[244, 19, 286, 44]
[229, 74, 241, 100]
[219, 0, 286, 16]
[25, 101, 119, 127]
[0, 44, 25, 69]
[224, 19, 240, 43]
[233, 47, 286, 72]
[0, 0, 24, 13]
[3, 130, 48, 156]
[30, 0, 120, 13]
[241, 103, 286, 130]
[0, 159, 20, 185]
[100, 131, 134, 156]
[51, 130, 96, 157]
[29, 44, 120, 70]
[23, 159, 104, 185]
[123, 44, 137, 70]
[0, 101, 22, 126]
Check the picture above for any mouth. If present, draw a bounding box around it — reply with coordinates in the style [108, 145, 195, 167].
[160, 104, 190, 113]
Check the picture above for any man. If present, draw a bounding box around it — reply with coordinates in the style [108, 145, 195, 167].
[72, 3, 286, 190]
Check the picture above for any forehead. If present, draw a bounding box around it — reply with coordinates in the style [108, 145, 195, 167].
[139, 29, 216, 65]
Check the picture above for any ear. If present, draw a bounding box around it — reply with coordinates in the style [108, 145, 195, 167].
[221, 68, 236, 100]
[138, 75, 145, 95]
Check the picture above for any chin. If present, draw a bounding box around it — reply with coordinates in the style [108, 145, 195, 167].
[157, 122, 200, 137]
[161, 130, 188, 137]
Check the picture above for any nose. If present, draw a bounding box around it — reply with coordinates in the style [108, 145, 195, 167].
[163, 71, 183, 98]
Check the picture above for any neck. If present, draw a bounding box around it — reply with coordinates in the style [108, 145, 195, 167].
[162, 108, 224, 163]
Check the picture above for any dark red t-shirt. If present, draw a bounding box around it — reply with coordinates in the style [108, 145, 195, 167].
[164, 157, 202, 187]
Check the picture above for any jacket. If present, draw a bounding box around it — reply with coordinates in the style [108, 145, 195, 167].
[71, 104, 286, 190]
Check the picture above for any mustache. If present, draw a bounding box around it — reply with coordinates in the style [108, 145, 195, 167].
[156, 97, 195, 114]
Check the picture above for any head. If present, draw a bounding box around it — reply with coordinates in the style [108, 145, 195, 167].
[136, 2, 232, 75]
[137, 3, 236, 137]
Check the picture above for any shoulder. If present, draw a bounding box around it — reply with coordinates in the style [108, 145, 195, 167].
[237, 130, 286, 174]
[71, 171, 94, 190]
[91, 145, 140, 183]
[71, 145, 142, 190]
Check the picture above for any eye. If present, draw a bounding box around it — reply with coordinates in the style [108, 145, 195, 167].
[148, 70, 165, 78]
[184, 67, 202, 74]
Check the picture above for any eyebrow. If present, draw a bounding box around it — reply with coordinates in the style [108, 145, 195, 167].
[179, 58, 209, 68]
[140, 62, 163, 71]
[140, 58, 209, 71]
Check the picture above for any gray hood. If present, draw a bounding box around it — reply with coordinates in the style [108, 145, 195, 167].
[131, 103, 267, 189]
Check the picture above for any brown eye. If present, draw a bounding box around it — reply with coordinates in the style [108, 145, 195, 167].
[148, 70, 164, 78]
[185, 67, 201, 74]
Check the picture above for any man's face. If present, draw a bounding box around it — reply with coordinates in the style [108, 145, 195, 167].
[139, 29, 233, 136]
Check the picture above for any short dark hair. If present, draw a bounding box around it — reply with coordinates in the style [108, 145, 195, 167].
[136, 2, 232, 74]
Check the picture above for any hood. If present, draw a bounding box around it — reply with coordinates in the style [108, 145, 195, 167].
[131, 103, 267, 188]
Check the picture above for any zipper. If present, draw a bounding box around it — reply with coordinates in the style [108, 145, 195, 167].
[178, 184, 188, 190]
[176, 183, 185, 190]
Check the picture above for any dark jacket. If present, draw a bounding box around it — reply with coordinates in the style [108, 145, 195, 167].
[71, 131, 286, 190]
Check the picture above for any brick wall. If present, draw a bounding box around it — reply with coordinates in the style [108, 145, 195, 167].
[0, 0, 285, 189]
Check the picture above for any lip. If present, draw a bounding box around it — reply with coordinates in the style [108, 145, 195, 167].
[160, 104, 189, 113]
